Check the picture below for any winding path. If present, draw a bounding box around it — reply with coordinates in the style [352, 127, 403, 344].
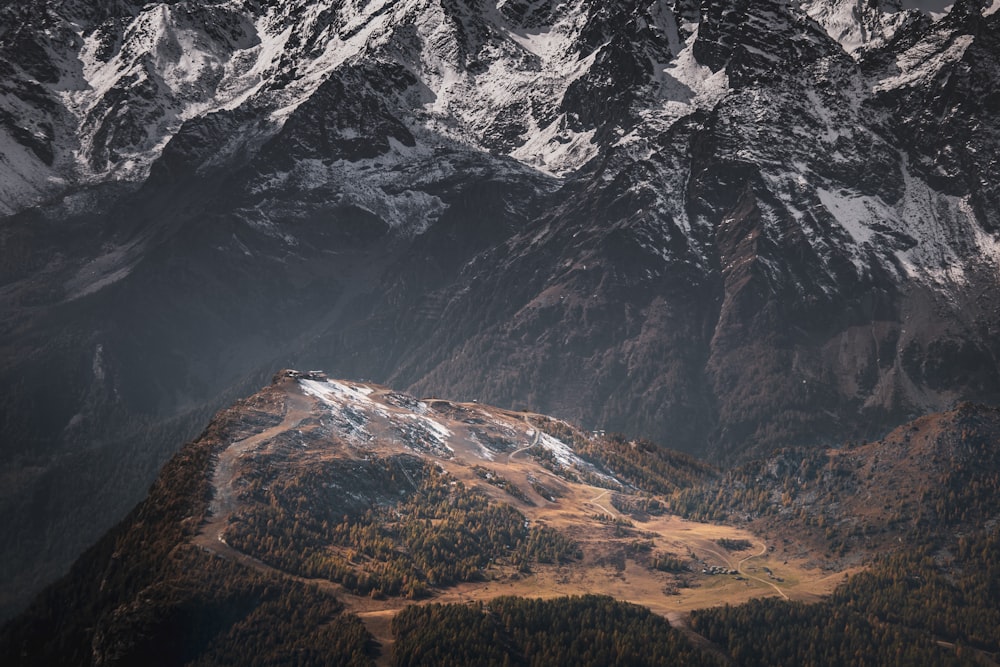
[192, 390, 315, 553]
[587, 489, 618, 517]
[507, 422, 541, 463]
[737, 542, 788, 600]
[692, 539, 788, 601]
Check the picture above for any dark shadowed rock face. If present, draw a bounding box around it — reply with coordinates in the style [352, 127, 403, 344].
[1, 0, 1000, 618]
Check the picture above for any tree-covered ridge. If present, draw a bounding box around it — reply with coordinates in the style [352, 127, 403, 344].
[391, 595, 718, 667]
[691, 526, 1000, 666]
[830, 529, 1000, 654]
[225, 456, 581, 599]
[92, 548, 373, 667]
[668, 404, 1000, 559]
[692, 596, 963, 666]
[0, 386, 374, 666]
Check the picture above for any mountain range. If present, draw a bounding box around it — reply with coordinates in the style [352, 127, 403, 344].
[2, 0, 999, 625]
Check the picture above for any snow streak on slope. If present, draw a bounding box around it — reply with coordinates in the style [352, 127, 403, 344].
[298, 376, 619, 483]
[873, 32, 974, 93]
[801, 155, 1000, 290]
[0, 127, 59, 216]
[642, 24, 730, 133]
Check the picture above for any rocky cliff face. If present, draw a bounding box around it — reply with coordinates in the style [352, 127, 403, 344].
[1, 0, 999, 618]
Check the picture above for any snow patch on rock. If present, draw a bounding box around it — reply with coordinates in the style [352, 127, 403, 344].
[809, 155, 1000, 290]
[874, 33, 974, 93]
[0, 127, 58, 215]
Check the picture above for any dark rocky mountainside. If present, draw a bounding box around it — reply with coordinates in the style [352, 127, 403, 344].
[2, 0, 1000, 618]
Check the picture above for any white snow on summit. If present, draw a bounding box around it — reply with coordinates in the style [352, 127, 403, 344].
[873, 33, 974, 93]
[803, 0, 933, 56]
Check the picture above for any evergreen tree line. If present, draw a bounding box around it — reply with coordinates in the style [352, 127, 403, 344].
[691, 526, 1000, 665]
[391, 595, 717, 667]
[226, 460, 581, 599]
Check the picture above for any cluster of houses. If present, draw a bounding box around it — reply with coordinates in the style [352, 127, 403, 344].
[283, 369, 328, 381]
